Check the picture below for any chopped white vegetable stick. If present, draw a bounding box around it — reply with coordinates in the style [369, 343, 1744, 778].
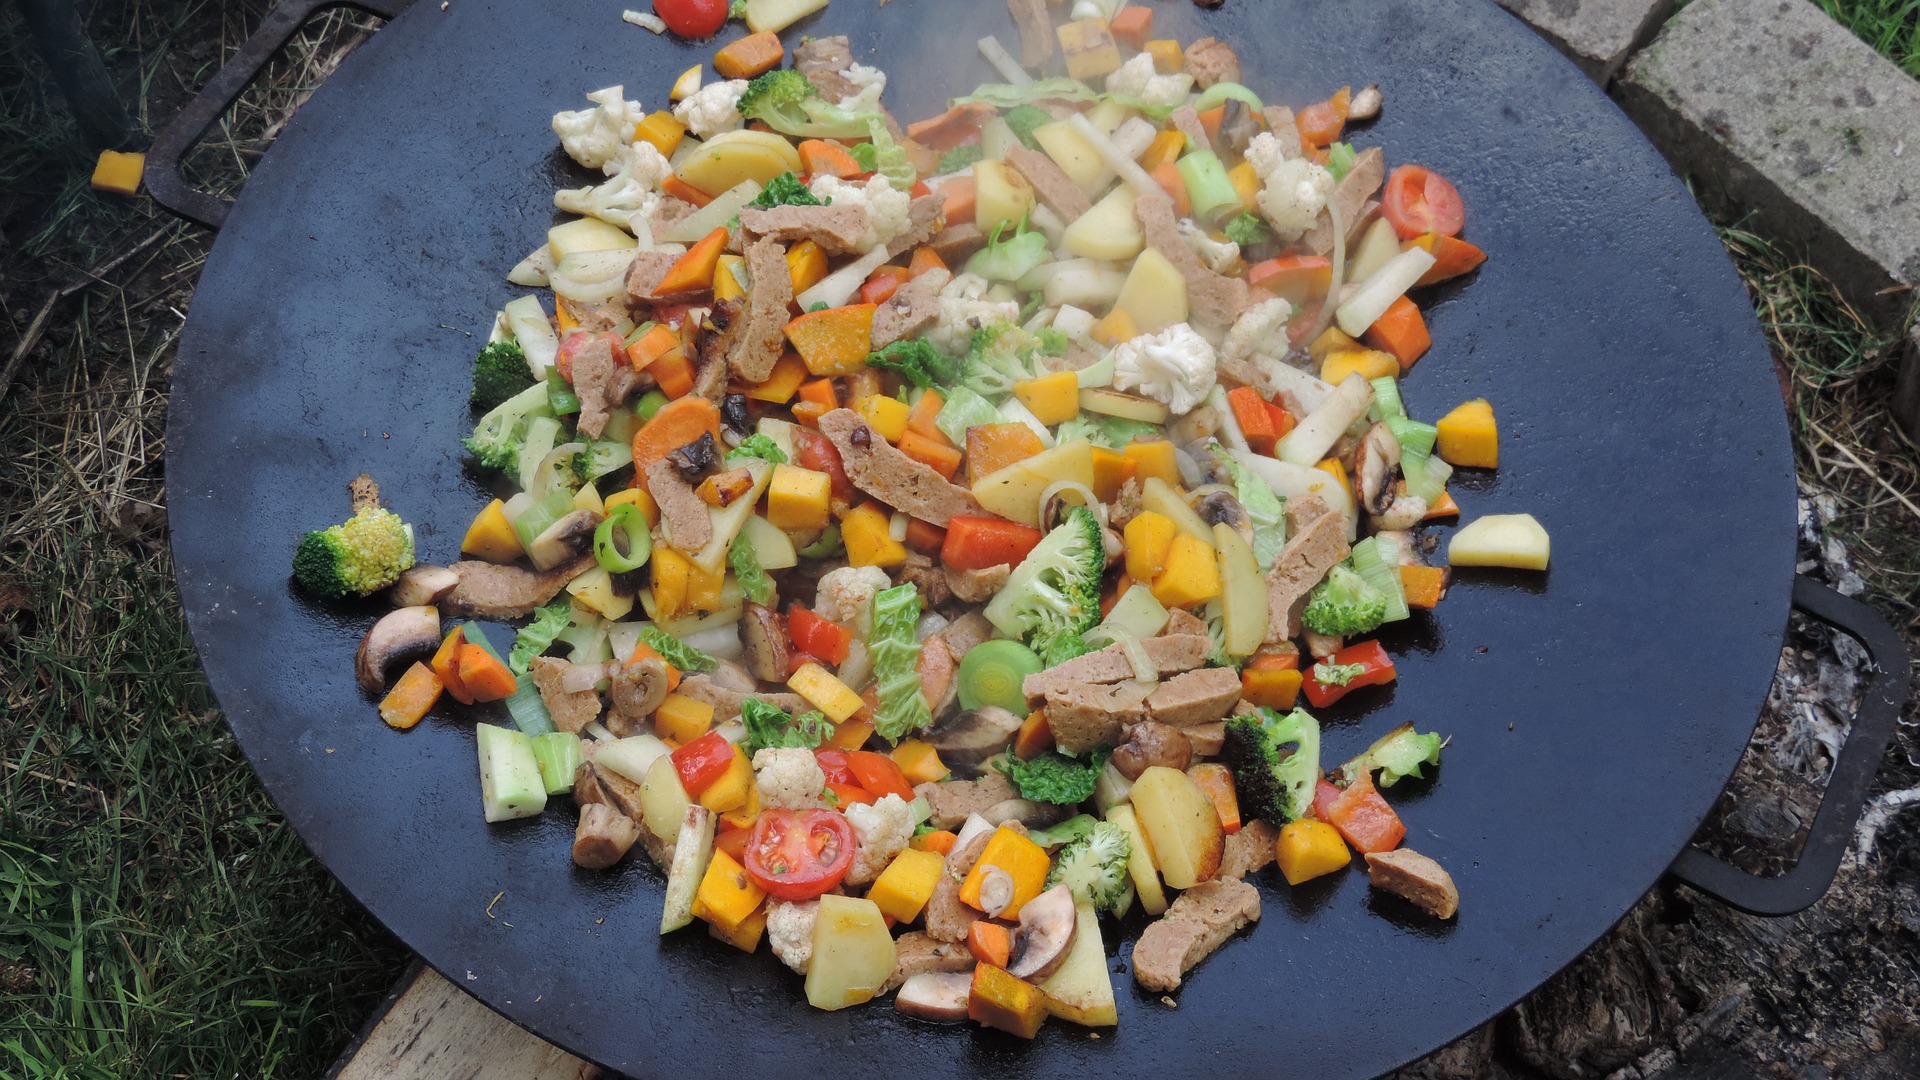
[622, 9, 666, 32]
[978, 36, 1033, 85]
[797, 245, 892, 309]
[1336, 246, 1437, 337]
[1068, 113, 1160, 197]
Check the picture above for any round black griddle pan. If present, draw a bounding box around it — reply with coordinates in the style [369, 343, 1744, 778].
[161, 0, 1829, 1075]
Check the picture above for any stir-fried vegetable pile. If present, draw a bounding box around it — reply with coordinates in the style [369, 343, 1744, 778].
[305, 0, 1555, 1038]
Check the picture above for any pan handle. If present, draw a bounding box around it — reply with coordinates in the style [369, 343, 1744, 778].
[1667, 575, 1909, 916]
[144, 0, 410, 230]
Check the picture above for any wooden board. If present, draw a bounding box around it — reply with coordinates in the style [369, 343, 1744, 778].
[328, 960, 602, 1080]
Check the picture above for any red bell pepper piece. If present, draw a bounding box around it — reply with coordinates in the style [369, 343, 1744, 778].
[940, 516, 1045, 571]
[1301, 639, 1397, 708]
[1311, 777, 1343, 823]
[787, 606, 853, 666]
[670, 730, 736, 797]
[1324, 772, 1406, 853]
[846, 750, 915, 801]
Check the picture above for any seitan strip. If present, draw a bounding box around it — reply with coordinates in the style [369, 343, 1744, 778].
[816, 408, 983, 525]
[870, 268, 950, 349]
[739, 204, 870, 255]
[1130, 877, 1261, 992]
[884, 194, 947, 259]
[1006, 0, 1054, 67]
[643, 458, 714, 552]
[1264, 497, 1349, 641]
[1134, 191, 1250, 330]
[1301, 146, 1385, 256]
[1005, 145, 1091, 221]
[442, 554, 594, 620]
[1022, 634, 1212, 705]
[1145, 667, 1244, 727]
[1366, 849, 1459, 919]
[1043, 680, 1152, 754]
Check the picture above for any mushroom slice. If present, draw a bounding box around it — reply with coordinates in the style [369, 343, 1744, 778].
[975, 866, 1017, 919]
[355, 606, 441, 693]
[983, 799, 1076, 828]
[1217, 98, 1261, 156]
[894, 972, 973, 1022]
[388, 564, 459, 607]
[1190, 486, 1254, 546]
[1006, 884, 1077, 981]
[526, 509, 603, 572]
[740, 602, 790, 683]
[922, 706, 1024, 776]
[1354, 422, 1404, 517]
[1348, 84, 1383, 121]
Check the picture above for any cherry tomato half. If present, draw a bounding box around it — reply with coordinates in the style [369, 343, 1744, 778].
[652, 0, 727, 38]
[743, 809, 856, 900]
[795, 428, 856, 503]
[813, 748, 856, 786]
[846, 750, 915, 801]
[1382, 165, 1465, 241]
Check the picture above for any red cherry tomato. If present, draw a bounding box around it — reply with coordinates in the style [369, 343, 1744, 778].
[1381, 165, 1465, 241]
[813, 748, 856, 786]
[669, 731, 736, 796]
[652, 0, 728, 38]
[846, 750, 915, 801]
[795, 428, 855, 503]
[743, 809, 856, 900]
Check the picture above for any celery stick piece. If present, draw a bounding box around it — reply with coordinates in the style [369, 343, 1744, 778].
[531, 731, 584, 795]
[477, 724, 547, 822]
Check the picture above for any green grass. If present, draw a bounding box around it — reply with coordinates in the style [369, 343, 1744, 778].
[1817, 0, 1920, 78]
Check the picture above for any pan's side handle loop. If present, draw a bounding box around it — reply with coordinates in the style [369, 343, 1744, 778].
[144, 0, 409, 230]
[1668, 575, 1909, 916]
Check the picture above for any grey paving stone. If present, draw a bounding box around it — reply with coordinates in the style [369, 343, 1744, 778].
[1495, 0, 1674, 83]
[1617, 0, 1920, 325]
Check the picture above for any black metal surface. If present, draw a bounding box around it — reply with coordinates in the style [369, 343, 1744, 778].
[143, 0, 406, 229]
[1668, 576, 1910, 916]
[165, 1, 1800, 1076]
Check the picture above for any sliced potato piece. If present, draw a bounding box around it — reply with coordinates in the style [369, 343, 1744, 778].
[1448, 513, 1550, 570]
[805, 895, 897, 1010]
[1079, 386, 1169, 425]
[1214, 523, 1267, 656]
[1128, 765, 1223, 889]
[744, 0, 829, 34]
[974, 159, 1036, 234]
[675, 130, 804, 196]
[1032, 120, 1107, 195]
[548, 217, 636, 262]
[1113, 246, 1188, 334]
[1104, 803, 1167, 916]
[1062, 186, 1142, 261]
[1038, 899, 1117, 1026]
[1140, 476, 1213, 545]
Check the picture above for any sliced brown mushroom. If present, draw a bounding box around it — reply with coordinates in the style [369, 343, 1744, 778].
[572, 802, 641, 869]
[1006, 884, 1077, 980]
[1217, 98, 1261, 155]
[1348, 84, 1383, 121]
[894, 972, 973, 1022]
[982, 798, 1077, 828]
[1354, 422, 1404, 516]
[921, 706, 1024, 776]
[974, 865, 1016, 918]
[526, 509, 603, 571]
[1109, 721, 1193, 781]
[388, 564, 459, 607]
[741, 602, 790, 682]
[355, 605, 441, 693]
[1100, 525, 1124, 569]
[1190, 486, 1254, 545]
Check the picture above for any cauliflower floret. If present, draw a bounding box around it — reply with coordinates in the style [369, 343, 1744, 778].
[552, 141, 672, 229]
[1113, 322, 1218, 416]
[1222, 297, 1295, 366]
[753, 747, 829, 810]
[807, 174, 913, 253]
[552, 86, 648, 173]
[1244, 132, 1335, 243]
[1179, 219, 1242, 276]
[672, 79, 749, 139]
[813, 565, 893, 637]
[843, 794, 914, 886]
[765, 900, 820, 974]
[926, 272, 1020, 355]
[1104, 52, 1195, 109]
[837, 63, 888, 111]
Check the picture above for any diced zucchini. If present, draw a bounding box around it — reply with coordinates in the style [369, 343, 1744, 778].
[477, 724, 548, 823]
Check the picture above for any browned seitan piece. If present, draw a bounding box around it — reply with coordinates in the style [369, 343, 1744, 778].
[1264, 497, 1349, 641]
[624, 250, 681, 304]
[442, 554, 594, 619]
[1130, 876, 1261, 992]
[1217, 819, 1279, 880]
[570, 303, 627, 334]
[1006, 0, 1054, 67]
[720, 237, 794, 382]
[529, 657, 602, 734]
[793, 35, 861, 101]
[1005, 145, 1091, 221]
[1162, 608, 1208, 637]
[923, 829, 992, 942]
[643, 458, 714, 552]
[880, 931, 974, 993]
[739, 204, 870, 255]
[648, 196, 700, 238]
[937, 610, 994, 659]
[567, 332, 621, 439]
[1365, 848, 1459, 919]
[675, 674, 806, 722]
[1183, 37, 1241, 88]
[1301, 146, 1385, 256]
[1305, 631, 1345, 660]
[893, 550, 953, 607]
[1185, 722, 1226, 757]
[689, 302, 737, 403]
[1043, 680, 1153, 753]
[1134, 191, 1250, 330]
[1261, 106, 1303, 154]
[884, 194, 947, 259]
[740, 602, 791, 683]
[1286, 492, 1334, 534]
[914, 773, 1019, 830]
[576, 761, 675, 866]
[928, 222, 987, 264]
[1022, 634, 1211, 705]
[1108, 476, 1143, 529]
[348, 473, 381, 512]
[816, 408, 983, 525]
[945, 563, 1010, 604]
[1146, 667, 1244, 727]
[1168, 105, 1212, 155]
[870, 268, 951, 350]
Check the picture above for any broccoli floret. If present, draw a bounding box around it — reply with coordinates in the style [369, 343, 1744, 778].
[936, 144, 985, 175]
[471, 340, 534, 410]
[1032, 327, 1070, 357]
[982, 505, 1105, 649]
[864, 339, 961, 388]
[960, 323, 1041, 398]
[1036, 629, 1095, 667]
[1046, 819, 1132, 911]
[1221, 706, 1321, 826]
[1337, 722, 1444, 787]
[1222, 211, 1272, 248]
[1003, 105, 1050, 150]
[1301, 564, 1389, 637]
[291, 506, 415, 598]
[747, 171, 828, 210]
[726, 433, 788, 465]
[463, 380, 553, 474]
[736, 70, 876, 139]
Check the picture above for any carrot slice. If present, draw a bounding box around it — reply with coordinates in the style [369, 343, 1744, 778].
[713, 31, 784, 79]
[379, 662, 444, 729]
[907, 246, 947, 278]
[430, 627, 474, 705]
[631, 396, 723, 474]
[455, 644, 518, 703]
[798, 139, 861, 179]
[661, 173, 715, 207]
[1363, 296, 1431, 369]
[968, 921, 1013, 968]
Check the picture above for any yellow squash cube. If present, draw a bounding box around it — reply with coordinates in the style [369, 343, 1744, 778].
[767, 465, 832, 531]
[461, 499, 524, 562]
[604, 484, 659, 527]
[654, 692, 716, 744]
[714, 255, 749, 302]
[1144, 39, 1184, 74]
[90, 150, 144, 195]
[651, 546, 692, 618]
[1309, 326, 1363, 364]
[866, 848, 946, 923]
[958, 826, 1050, 918]
[1226, 160, 1260, 214]
[841, 503, 907, 568]
[788, 662, 865, 722]
[891, 739, 949, 785]
[697, 849, 768, 931]
[634, 110, 687, 157]
[1122, 439, 1180, 488]
[1123, 511, 1177, 583]
[1275, 819, 1351, 885]
[857, 394, 912, 443]
[1436, 398, 1498, 468]
[968, 964, 1048, 1039]
[1056, 18, 1122, 80]
[1012, 370, 1083, 426]
[1151, 533, 1223, 608]
[1320, 348, 1399, 386]
[698, 745, 753, 814]
[709, 900, 767, 952]
[785, 240, 827, 295]
[1090, 306, 1139, 348]
[719, 780, 762, 831]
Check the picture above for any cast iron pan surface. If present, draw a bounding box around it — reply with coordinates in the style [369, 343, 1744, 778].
[167, 0, 1795, 1075]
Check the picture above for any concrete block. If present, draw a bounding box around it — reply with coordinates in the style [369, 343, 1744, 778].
[1894, 317, 1920, 441]
[1617, 0, 1920, 326]
[1495, 0, 1674, 83]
